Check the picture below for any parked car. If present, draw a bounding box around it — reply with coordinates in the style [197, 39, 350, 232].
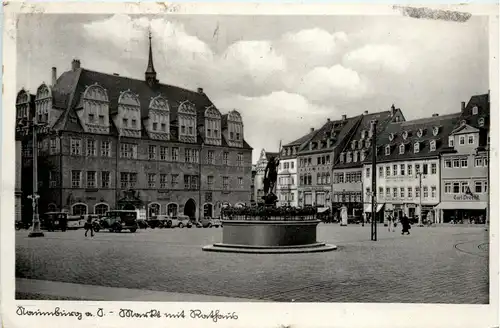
[167, 215, 192, 228]
[147, 215, 168, 229]
[198, 216, 220, 228]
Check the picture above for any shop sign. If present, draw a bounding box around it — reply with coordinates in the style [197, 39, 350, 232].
[453, 194, 480, 201]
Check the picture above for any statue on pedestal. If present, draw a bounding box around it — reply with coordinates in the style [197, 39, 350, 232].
[262, 156, 280, 206]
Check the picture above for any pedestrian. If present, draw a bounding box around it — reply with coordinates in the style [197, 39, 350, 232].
[401, 215, 411, 235]
[84, 215, 94, 237]
[387, 215, 394, 232]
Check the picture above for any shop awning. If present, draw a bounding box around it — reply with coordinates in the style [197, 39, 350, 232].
[317, 207, 329, 213]
[435, 202, 487, 210]
[364, 204, 384, 213]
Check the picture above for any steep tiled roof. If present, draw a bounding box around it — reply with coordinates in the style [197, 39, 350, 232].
[334, 110, 399, 169]
[284, 129, 317, 146]
[298, 116, 361, 155]
[457, 94, 490, 129]
[363, 112, 461, 164]
[50, 67, 251, 149]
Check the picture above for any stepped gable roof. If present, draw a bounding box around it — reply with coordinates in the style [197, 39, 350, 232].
[298, 115, 360, 154]
[334, 110, 395, 169]
[362, 112, 461, 164]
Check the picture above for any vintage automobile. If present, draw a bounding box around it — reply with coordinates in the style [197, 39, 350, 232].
[167, 215, 192, 228]
[102, 210, 139, 233]
[147, 215, 170, 229]
[197, 217, 221, 228]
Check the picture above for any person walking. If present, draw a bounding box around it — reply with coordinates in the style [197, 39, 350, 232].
[84, 216, 94, 237]
[387, 214, 394, 232]
[401, 215, 411, 235]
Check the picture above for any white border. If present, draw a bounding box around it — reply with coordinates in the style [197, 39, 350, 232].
[2, 3, 499, 328]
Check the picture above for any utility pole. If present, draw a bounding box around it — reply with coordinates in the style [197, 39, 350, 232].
[198, 142, 203, 221]
[416, 172, 423, 226]
[370, 119, 377, 241]
[28, 115, 44, 237]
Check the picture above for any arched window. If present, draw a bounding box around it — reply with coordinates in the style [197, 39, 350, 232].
[389, 133, 395, 141]
[472, 106, 478, 115]
[167, 203, 178, 217]
[94, 203, 109, 216]
[414, 142, 420, 153]
[316, 172, 321, 184]
[402, 131, 408, 140]
[148, 203, 161, 217]
[417, 129, 423, 138]
[430, 140, 436, 152]
[433, 127, 439, 136]
[478, 118, 485, 127]
[399, 144, 405, 154]
[72, 203, 88, 215]
[385, 145, 391, 156]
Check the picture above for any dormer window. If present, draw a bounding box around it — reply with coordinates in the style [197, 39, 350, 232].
[417, 129, 423, 138]
[385, 145, 391, 156]
[433, 127, 439, 136]
[448, 136, 454, 147]
[340, 152, 345, 163]
[361, 130, 366, 139]
[472, 106, 478, 115]
[399, 144, 405, 154]
[402, 131, 408, 140]
[353, 151, 358, 162]
[358, 140, 364, 150]
[351, 140, 357, 150]
[479, 118, 485, 127]
[461, 120, 467, 126]
[361, 151, 366, 161]
[414, 142, 420, 153]
[430, 140, 436, 152]
[389, 133, 395, 141]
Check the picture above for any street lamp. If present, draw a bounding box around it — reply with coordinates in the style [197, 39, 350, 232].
[370, 119, 378, 241]
[415, 171, 424, 227]
[27, 117, 47, 238]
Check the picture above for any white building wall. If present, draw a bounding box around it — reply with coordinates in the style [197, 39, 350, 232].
[277, 158, 298, 207]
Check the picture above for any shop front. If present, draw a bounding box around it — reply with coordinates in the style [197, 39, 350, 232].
[364, 203, 384, 223]
[435, 201, 487, 224]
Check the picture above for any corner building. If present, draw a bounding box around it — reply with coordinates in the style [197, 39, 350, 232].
[16, 38, 252, 220]
[437, 94, 490, 223]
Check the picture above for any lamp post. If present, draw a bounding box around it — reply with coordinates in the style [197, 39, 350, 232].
[28, 117, 46, 237]
[416, 171, 424, 227]
[198, 142, 203, 221]
[370, 119, 377, 241]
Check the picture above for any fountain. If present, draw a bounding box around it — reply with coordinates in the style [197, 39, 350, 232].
[203, 156, 337, 254]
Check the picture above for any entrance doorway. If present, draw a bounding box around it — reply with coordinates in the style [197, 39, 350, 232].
[184, 199, 196, 220]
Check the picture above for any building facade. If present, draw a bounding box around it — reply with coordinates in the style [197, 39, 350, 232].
[437, 94, 490, 223]
[276, 146, 298, 207]
[253, 149, 279, 204]
[16, 37, 252, 220]
[297, 116, 360, 209]
[362, 112, 461, 223]
[332, 107, 404, 219]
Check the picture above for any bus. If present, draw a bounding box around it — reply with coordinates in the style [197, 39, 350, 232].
[102, 210, 139, 233]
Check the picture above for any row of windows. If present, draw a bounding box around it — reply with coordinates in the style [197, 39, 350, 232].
[67, 138, 245, 165]
[369, 163, 437, 178]
[339, 150, 366, 164]
[366, 186, 438, 199]
[444, 157, 488, 168]
[69, 171, 244, 190]
[332, 192, 362, 203]
[280, 161, 295, 170]
[444, 181, 488, 194]
[333, 171, 362, 184]
[278, 176, 295, 186]
[299, 155, 331, 167]
[278, 192, 295, 202]
[299, 173, 331, 186]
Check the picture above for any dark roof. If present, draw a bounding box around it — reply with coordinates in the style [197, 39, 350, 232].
[334, 110, 398, 169]
[284, 129, 317, 146]
[50, 67, 251, 149]
[266, 152, 279, 161]
[297, 116, 361, 155]
[362, 112, 461, 164]
[458, 94, 490, 129]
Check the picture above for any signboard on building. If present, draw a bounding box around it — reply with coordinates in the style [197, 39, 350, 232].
[453, 194, 480, 201]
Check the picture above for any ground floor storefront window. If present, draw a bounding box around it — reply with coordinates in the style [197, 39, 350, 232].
[442, 209, 486, 224]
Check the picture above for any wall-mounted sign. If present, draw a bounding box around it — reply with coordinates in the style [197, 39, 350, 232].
[453, 194, 480, 201]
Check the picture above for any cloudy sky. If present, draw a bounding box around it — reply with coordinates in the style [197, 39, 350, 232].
[17, 14, 489, 163]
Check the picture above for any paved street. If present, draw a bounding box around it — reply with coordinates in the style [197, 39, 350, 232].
[16, 224, 489, 303]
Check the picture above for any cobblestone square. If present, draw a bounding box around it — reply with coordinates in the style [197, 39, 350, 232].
[15, 224, 489, 303]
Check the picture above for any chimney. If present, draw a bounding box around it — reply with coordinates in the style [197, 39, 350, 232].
[51, 67, 57, 86]
[327, 118, 330, 122]
[310, 127, 314, 132]
[461, 101, 466, 111]
[390, 104, 397, 116]
[342, 114, 347, 120]
[197, 87, 204, 94]
[71, 59, 81, 70]
[364, 110, 368, 115]
[432, 113, 439, 117]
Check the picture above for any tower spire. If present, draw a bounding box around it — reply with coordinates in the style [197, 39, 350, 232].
[145, 28, 158, 86]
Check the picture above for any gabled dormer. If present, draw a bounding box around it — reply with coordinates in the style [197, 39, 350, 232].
[178, 100, 197, 143]
[449, 123, 480, 153]
[16, 89, 31, 123]
[204, 105, 222, 146]
[113, 89, 141, 138]
[226, 110, 243, 148]
[76, 83, 110, 134]
[147, 95, 170, 140]
[35, 83, 52, 125]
